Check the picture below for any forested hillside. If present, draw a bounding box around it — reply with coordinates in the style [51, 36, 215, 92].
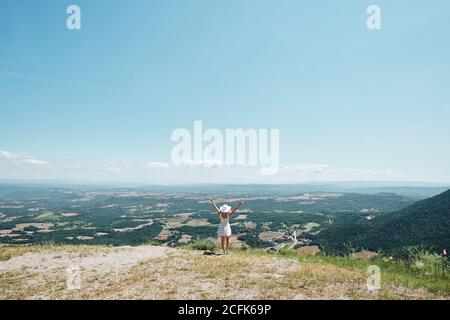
[316, 190, 450, 255]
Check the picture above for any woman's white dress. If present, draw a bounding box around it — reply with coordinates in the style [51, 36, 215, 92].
[217, 214, 232, 237]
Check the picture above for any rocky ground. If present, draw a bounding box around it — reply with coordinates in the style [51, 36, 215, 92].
[0, 245, 447, 300]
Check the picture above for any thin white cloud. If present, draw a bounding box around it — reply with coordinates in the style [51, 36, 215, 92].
[97, 161, 132, 173]
[281, 164, 395, 180]
[174, 160, 224, 168]
[329, 168, 394, 176]
[20, 158, 51, 166]
[146, 162, 170, 169]
[0, 150, 17, 160]
[283, 164, 329, 174]
[0, 150, 50, 166]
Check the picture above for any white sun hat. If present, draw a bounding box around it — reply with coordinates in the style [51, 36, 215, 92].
[219, 204, 232, 213]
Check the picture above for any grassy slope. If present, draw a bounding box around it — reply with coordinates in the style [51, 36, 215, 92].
[0, 244, 448, 299]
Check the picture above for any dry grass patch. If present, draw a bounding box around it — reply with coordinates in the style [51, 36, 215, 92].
[0, 244, 110, 262]
[285, 261, 363, 284]
[61, 212, 78, 217]
[0, 245, 47, 262]
[258, 231, 284, 241]
[33, 212, 55, 220]
[185, 219, 210, 227]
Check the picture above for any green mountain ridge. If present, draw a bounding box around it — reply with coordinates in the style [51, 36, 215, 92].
[316, 189, 450, 255]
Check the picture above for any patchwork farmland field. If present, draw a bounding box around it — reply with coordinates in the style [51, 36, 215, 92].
[0, 184, 418, 251]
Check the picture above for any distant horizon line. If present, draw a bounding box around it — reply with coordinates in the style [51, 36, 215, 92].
[0, 179, 449, 188]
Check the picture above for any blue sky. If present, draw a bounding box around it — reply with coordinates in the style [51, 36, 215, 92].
[1, 0, 450, 184]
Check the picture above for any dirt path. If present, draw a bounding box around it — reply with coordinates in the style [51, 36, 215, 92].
[0, 245, 174, 299]
[0, 246, 171, 275]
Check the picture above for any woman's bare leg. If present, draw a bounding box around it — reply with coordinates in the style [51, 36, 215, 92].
[225, 237, 230, 254]
[220, 237, 226, 254]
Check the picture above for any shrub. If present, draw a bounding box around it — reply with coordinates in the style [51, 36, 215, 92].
[403, 246, 448, 276]
[190, 239, 217, 251]
[240, 243, 249, 251]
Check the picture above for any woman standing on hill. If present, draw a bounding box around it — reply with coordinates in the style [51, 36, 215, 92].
[209, 197, 245, 255]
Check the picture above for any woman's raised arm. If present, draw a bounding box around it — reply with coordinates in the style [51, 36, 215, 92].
[209, 197, 221, 214]
[230, 200, 245, 215]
